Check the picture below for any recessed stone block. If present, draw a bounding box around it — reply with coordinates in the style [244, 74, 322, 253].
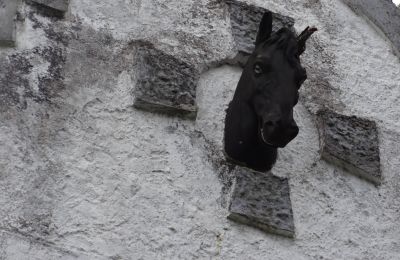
[317, 110, 382, 185]
[133, 41, 198, 118]
[228, 167, 295, 237]
[32, 0, 69, 13]
[0, 0, 18, 46]
[225, 0, 295, 67]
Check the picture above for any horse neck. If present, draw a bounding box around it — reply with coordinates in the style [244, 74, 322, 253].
[260, 145, 278, 170]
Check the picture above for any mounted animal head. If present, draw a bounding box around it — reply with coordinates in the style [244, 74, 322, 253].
[224, 12, 316, 172]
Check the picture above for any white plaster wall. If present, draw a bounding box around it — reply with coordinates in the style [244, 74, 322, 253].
[0, 0, 399, 259]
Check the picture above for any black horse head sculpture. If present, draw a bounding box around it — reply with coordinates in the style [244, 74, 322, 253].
[224, 12, 316, 172]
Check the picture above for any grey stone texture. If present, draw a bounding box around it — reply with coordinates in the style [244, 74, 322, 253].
[32, 0, 69, 12]
[133, 41, 199, 118]
[228, 167, 295, 237]
[1, 0, 400, 259]
[0, 0, 18, 46]
[342, 0, 400, 57]
[225, 0, 295, 67]
[317, 109, 382, 184]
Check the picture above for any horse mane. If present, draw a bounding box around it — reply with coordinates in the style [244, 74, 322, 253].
[260, 28, 294, 48]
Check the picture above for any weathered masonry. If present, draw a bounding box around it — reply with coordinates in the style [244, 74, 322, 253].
[0, 0, 399, 258]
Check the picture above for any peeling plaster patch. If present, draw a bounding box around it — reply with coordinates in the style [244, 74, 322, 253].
[0, 4, 70, 108]
[25, 7, 72, 46]
[317, 109, 382, 185]
[15, 7, 47, 49]
[0, 52, 33, 111]
[32, 46, 66, 102]
[228, 167, 295, 237]
[225, 0, 295, 67]
[133, 40, 199, 118]
[0, 0, 18, 46]
[0, 46, 66, 111]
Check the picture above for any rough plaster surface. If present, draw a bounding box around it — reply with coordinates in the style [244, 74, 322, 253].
[341, 0, 400, 57]
[317, 109, 381, 185]
[228, 167, 294, 237]
[0, 0, 400, 259]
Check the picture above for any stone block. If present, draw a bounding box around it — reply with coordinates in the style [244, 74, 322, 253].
[225, 0, 295, 67]
[0, 0, 18, 46]
[317, 109, 382, 184]
[342, 0, 400, 57]
[133, 41, 198, 118]
[32, 0, 69, 13]
[228, 167, 295, 237]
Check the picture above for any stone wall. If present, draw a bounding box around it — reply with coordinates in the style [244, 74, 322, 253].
[0, 0, 400, 259]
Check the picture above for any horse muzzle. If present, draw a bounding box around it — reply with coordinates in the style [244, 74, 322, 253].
[259, 119, 299, 148]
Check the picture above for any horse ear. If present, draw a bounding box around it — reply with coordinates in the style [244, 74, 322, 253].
[255, 12, 273, 46]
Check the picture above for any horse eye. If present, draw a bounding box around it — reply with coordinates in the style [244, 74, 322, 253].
[254, 64, 263, 75]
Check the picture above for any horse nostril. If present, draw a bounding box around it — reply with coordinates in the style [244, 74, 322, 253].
[263, 120, 281, 130]
[264, 121, 275, 127]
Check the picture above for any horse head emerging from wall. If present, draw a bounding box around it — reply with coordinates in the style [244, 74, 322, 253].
[224, 12, 317, 172]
